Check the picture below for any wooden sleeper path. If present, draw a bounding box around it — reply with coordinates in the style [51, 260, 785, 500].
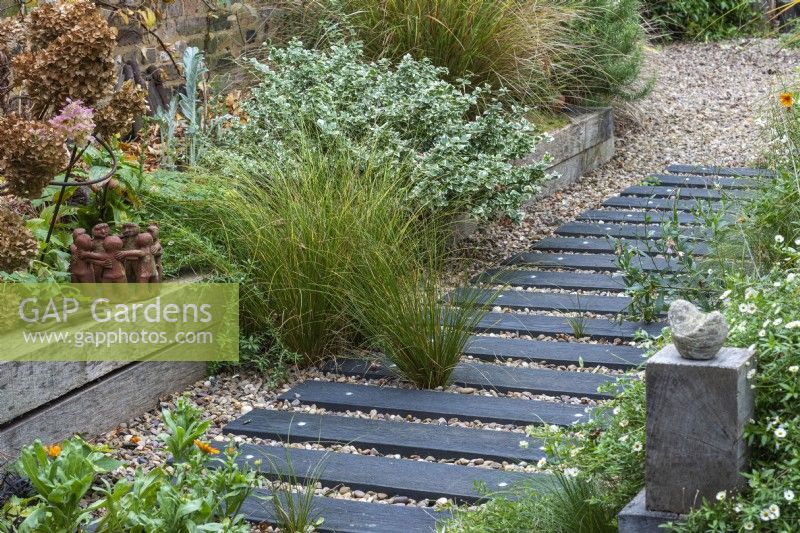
[222, 165, 766, 531]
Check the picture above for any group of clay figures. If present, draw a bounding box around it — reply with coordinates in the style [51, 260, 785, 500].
[69, 222, 163, 283]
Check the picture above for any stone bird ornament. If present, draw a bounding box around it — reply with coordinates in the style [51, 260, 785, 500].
[668, 299, 729, 360]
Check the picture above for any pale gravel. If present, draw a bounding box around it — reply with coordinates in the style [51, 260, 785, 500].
[464, 38, 800, 267]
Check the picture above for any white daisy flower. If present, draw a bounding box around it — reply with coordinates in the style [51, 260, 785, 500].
[785, 489, 795, 501]
[537, 457, 547, 468]
[760, 508, 772, 521]
[789, 366, 799, 374]
[776, 235, 785, 243]
[747, 369, 757, 379]
[743, 522, 754, 530]
[632, 442, 643, 452]
[715, 490, 726, 501]
[769, 504, 780, 519]
[519, 440, 529, 449]
[775, 427, 788, 439]
[786, 321, 800, 329]
[563, 467, 579, 478]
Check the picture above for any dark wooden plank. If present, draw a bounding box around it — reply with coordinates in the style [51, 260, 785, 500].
[0, 362, 206, 457]
[241, 489, 446, 533]
[665, 164, 773, 178]
[555, 222, 701, 240]
[620, 185, 751, 200]
[447, 288, 632, 314]
[532, 237, 710, 256]
[577, 209, 702, 225]
[646, 173, 760, 189]
[602, 196, 722, 211]
[464, 336, 646, 369]
[234, 444, 545, 504]
[473, 269, 627, 292]
[324, 359, 617, 399]
[224, 410, 546, 463]
[502, 252, 678, 272]
[280, 381, 588, 427]
[474, 311, 663, 341]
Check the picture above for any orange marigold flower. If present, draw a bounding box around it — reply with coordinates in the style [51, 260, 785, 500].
[46, 444, 61, 458]
[193, 439, 220, 455]
[225, 447, 236, 456]
[130, 436, 141, 444]
[781, 92, 794, 109]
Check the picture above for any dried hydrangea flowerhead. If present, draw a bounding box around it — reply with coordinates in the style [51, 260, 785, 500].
[49, 99, 95, 146]
[94, 80, 149, 139]
[0, 117, 68, 199]
[12, 0, 117, 112]
[0, 208, 38, 273]
[0, 18, 25, 54]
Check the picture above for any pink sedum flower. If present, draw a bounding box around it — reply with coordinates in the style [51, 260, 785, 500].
[49, 99, 95, 145]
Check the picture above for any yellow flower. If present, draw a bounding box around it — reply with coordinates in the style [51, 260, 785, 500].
[193, 439, 220, 455]
[46, 444, 61, 458]
[780, 92, 794, 109]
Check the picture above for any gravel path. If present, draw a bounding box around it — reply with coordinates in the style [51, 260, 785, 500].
[92, 38, 800, 527]
[465, 38, 800, 266]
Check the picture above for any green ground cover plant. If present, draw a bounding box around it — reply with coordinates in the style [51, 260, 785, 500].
[1, 398, 256, 532]
[303, 0, 647, 107]
[643, 0, 764, 41]
[215, 38, 552, 223]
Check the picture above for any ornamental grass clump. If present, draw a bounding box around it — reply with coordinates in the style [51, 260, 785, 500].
[194, 134, 421, 361]
[302, 0, 648, 107]
[342, 242, 487, 389]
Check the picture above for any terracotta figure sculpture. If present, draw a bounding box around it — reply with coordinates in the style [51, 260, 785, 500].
[115, 232, 158, 283]
[69, 228, 95, 283]
[90, 223, 110, 281]
[120, 222, 141, 282]
[81, 235, 126, 283]
[68, 223, 164, 283]
[146, 224, 163, 282]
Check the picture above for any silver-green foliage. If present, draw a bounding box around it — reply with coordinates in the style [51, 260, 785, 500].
[153, 46, 208, 167]
[218, 39, 552, 222]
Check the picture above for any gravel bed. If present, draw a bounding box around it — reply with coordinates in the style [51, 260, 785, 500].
[489, 305, 619, 319]
[460, 38, 799, 269]
[492, 285, 630, 298]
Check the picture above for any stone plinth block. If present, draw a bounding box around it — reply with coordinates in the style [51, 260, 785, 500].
[618, 489, 682, 533]
[645, 345, 754, 514]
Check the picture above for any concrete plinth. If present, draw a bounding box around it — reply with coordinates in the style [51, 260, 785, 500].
[618, 489, 683, 533]
[645, 345, 754, 514]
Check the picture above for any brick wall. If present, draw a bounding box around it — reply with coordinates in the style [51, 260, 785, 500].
[108, 0, 287, 82]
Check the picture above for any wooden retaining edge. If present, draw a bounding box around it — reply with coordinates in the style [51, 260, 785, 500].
[1, 361, 128, 425]
[0, 361, 206, 457]
[453, 108, 614, 238]
[523, 107, 614, 202]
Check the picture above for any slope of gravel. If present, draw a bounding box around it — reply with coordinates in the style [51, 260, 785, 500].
[464, 38, 800, 266]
